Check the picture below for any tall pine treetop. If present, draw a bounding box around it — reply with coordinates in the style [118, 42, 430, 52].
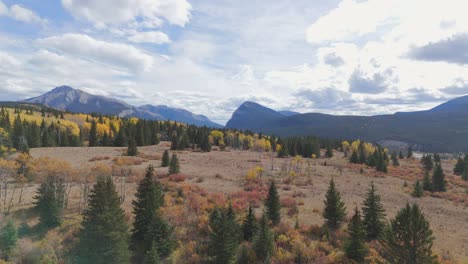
[323, 178, 346, 230]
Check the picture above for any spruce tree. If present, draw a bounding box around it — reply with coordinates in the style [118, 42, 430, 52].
[323, 179, 346, 230]
[170, 133, 178, 150]
[253, 214, 273, 263]
[432, 163, 446, 192]
[362, 182, 386, 240]
[242, 204, 257, 241]
[208, 206, 238, 264]
[412, 180, 423, 198]
[200, 136, 212, 152]
[33, 175, 65, 229]
[453, 156, 465, 175]
[88, 120, 98, 147]
[0, 220, 17, 260]
[75, 176, 130, 264]
[127, 137, 138, 156]
[381, 203, 437, 264]
[325, 145, 333, 158]
[399, 151, 404, 159]
[143, 244, 161, 264]
[462, 166, 468, 181]
[168, 154, 180, 174]
[350, 150, 359, 164]
[344, 207, 368, 262]
[265, 180, 281, 226]
[161, 150, 170, 167]
[407, 146, 413, 159]
[131, 165, 170, 261]
[423, 170, 432, 191]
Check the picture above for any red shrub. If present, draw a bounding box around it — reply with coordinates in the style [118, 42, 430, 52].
[169, 173, 186, 182]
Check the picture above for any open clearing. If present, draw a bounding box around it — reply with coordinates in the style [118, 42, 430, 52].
[19, 143, 468, 262]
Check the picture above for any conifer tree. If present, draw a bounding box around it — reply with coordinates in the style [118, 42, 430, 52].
[325, 145, 333, 158]
[323, 179, 346, 230]
[350, 150, 359, 164]
[362, 182, 386, 240]
[462, 166, 468, 181]
[422, 170, 432, 191]
[131, 165, 167, 261]
[208, 206, 238, 264]
[432, 163, 446, 192]
[168, 154, 180, 174]
[33, 175, 65, 229]
[407, 146, 413, 159]
[88, 120, 98, 147]
[170, 133, 178, 150]
[265, 180, 281, 226]
[412, 180, 423, 198]
[391, 152, 399, 166]
[253, 213, 273, 263]
[75, 176, 130, 264]
[161, 150, 170, 167]
[127, 137, 138, 156]
[453, 156, 465, 175]
[242, 204, 257, 241]
[200, 135, 212, 152]
[344, 207, 368, 262]
[399, 151, 404, 159]
[0, 220, 17, 260]
[143, 244, 161, 264]
[381, 203, 437, 264]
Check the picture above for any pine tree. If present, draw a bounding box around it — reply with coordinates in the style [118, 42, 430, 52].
[350, 150, 359, 164]
[391, 152, 399, 166]
[201, 135, 212, 152]
[0, 220, 17, 260]
[161, 150, 170, 167]
[399, 151, 404, 159]
[381, 203, 437, 264]
[344, 207, 368, 262]
[265, 180, 281, 226]
[208, 206, 238, 264]
[143, 244, 161, 264]
[131, 165, 166, 260]
[453, 156, 465, 175]
[144, 211, 176, 260]
[242, 204, 257, 241]
[362, 182, 386, 240]
[432, 163, 446, 192]
[325, 145, 333, 158]
[169, 154, 180, 174]
[423, 170, 432, 191]
[407, 146, 413, 159]
[75, 176, 130, 264]
[33, 175, 65, 228]
[462, 166, 468, 181]
[127, 137, 138, 156]
[88, 120, 98, 147]
[412, 180, 423, 198]
[253, 214, 273, 263]
[170, 133, 178, 150]
[323, 179, 346, 230]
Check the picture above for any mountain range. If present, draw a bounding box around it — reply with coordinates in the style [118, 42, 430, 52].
[226, 97, 468, 153]
[23, 86, 222, 128]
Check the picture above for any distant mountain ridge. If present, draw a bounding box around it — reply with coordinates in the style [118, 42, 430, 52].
[23, 86, 222, 128]
[226, 95, 468, 152]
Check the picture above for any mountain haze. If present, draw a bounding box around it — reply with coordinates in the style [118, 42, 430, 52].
[23, 86, 222, 127]
[226, 96, 468, 152]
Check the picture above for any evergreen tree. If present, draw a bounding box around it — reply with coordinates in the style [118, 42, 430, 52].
[168, 154, 180, 174]
[131, 165, 169, 261]
[325, 145, 333, 158]
[208, 206, 238, 264]
[200, 135, 212, 152]
[0, 220, 17, 260]
[423, 170, 432, 191]
[412, 180, 423, 198]
[75, 176, 130, 264]
[462, 166, 468, 181]
[170, 133, 178, 151]
[33, 175, 65, 228]
[143, 244, 160, 264]
[242, 204, 257, 241]
[161, 150, 170, 167]
[399, 151, 404, 159]
[127, 137, 138, 156]
[350, 150, 359, 164]
[88, 120, 98, 147]
[265, 180, 281, 226]
[381, 203, 437, 264]
[253, 214, 273, 263]
[391, 152, 399, 166]
[432, 163, 446, 192]
[114, 127, 127, 147]
[344, 207, 368, 262]
[323, 179, 346, 230]
[422, 154, 434, 171]
[407, 146, 413, 159]
[453, 156, 465, 175]
[362, 182, 386, 240]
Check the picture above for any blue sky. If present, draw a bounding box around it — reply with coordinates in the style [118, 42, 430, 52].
[1, 0, 468, 124]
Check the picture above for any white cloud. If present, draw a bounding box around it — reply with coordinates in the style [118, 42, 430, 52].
[0, 1, 46, 25]
[62, 0, 191, 28]
[37, 33, 154, 73]
[128, 31, 170, 44]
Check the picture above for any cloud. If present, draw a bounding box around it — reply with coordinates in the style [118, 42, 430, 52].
[0, 1, 46, 25]
[409, 34, 468, 64]
[295, 88, 356, 109]
[62, 0, 191, 28]
[440, 80, 468, 95]
[127, 31, 171, 44]
[37, 33, 154, 72]
[323, 52, 345, 67]
[348, 69, 390, 94]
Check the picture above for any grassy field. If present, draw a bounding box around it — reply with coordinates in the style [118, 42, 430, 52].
[9, 142, 464, 262]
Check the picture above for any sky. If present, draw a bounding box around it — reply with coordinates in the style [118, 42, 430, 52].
[1, 0, 468, 124]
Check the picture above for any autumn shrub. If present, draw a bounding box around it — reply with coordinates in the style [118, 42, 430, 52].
[88, 156, 110, 162]
[281, 196, 296, 208]
[169, 173, 186, 182]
